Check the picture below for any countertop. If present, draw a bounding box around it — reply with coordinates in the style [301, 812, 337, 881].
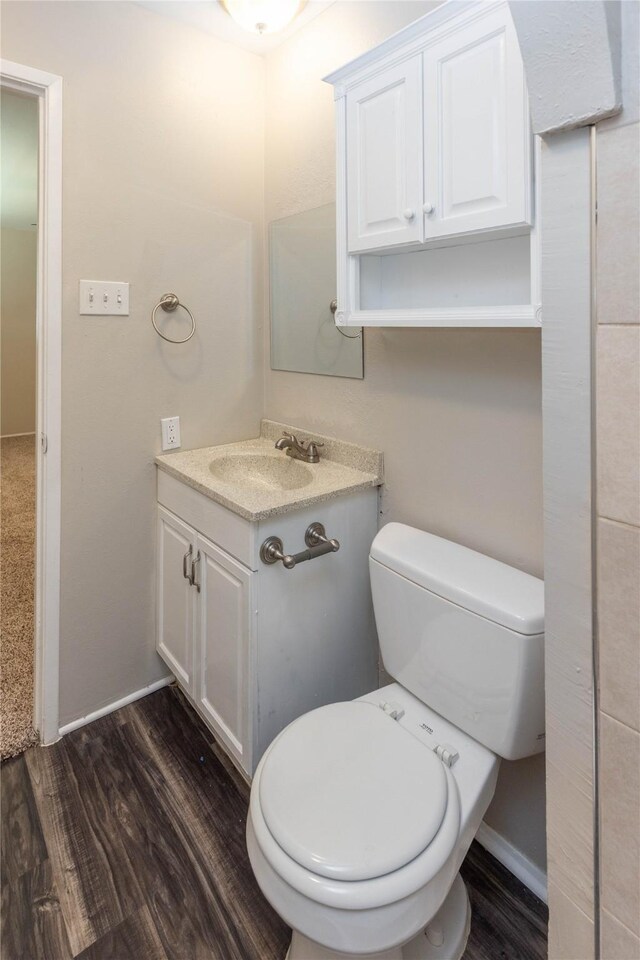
[155, 420, 383, 521]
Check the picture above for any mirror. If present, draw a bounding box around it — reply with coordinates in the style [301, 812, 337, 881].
[269, 203, 363, 378]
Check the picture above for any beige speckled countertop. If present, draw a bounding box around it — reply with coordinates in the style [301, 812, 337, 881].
[155, 420, 383, 521]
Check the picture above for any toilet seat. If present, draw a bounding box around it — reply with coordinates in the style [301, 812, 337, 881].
[250, 701, 462, 913]
[259, 701, 449, 881]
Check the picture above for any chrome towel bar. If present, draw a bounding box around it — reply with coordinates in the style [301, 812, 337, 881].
[260, 522, 340, 570]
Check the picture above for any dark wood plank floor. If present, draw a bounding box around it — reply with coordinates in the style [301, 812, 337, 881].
[1, 686, 548, 959]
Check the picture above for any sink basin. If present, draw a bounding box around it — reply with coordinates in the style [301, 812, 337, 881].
[209, 453, 314, 491]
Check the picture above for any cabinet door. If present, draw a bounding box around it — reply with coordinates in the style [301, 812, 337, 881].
[195, 533, 253, 772]
[423, 6, 531, 240]
[157, 506, 195, 693]
[346, 56, 423, 253]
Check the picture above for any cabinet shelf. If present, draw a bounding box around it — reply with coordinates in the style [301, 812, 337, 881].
[341, 305, 540, 329]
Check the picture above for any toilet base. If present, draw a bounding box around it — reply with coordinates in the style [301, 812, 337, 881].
[285, 873, 471, 960]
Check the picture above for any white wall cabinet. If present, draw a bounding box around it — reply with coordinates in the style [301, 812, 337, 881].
[325, 0, 539, 328]
[156, 471, 378, 777]
[423, 5, 531, 241]
[346, 57, 423, 253]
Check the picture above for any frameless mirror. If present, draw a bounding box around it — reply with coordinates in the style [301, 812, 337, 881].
[270, 203, 363, 378]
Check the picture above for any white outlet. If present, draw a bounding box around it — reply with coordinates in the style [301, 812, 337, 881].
[161, 416, 181, 451]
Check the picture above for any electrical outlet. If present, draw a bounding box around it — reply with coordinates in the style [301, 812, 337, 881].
[161, 416, 181, 451]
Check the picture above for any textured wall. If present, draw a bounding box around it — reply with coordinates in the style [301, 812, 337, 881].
[264, 1, 546, 872]
[1, 228, 37, 436]
[510, 0, 621, 134]
[0, 1, 266, 725]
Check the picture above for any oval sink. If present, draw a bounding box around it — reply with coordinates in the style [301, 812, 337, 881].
[209, 454, 314, 491]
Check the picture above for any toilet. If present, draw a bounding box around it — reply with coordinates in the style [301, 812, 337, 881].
[247, 523, 545, 960]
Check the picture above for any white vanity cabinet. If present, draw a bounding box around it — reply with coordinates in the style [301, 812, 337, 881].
[326, 0, 539, 328]
[156, 470, 379, 778]
[157, 506, 251, 767]
[157, 506, 196, 695]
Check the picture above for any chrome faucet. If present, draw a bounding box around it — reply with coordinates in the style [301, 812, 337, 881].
[274, 431, 323, 464]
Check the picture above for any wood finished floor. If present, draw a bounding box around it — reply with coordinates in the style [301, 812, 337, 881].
[1, 686, 548, 960]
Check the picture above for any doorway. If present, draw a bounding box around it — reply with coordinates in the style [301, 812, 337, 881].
[1, 88, 39, 757]
[1, 59, 62, 750]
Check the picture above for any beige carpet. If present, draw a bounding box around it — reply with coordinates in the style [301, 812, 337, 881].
[1, 435, 39, 759]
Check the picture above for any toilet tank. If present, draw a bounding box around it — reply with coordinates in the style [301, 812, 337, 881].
[369, 523, 545, 761]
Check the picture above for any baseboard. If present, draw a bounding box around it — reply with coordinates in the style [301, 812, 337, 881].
[1, 431, 36, 439]
[58, 675, 174, 737]
[476, 821, 548, 904]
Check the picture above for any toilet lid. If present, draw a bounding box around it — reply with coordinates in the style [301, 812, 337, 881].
[259, 701, 449, 882]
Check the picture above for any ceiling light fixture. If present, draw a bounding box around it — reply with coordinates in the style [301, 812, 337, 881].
[220, 0, 306, 35]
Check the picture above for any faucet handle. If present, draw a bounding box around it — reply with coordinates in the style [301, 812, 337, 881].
[304, 441, 323, 462]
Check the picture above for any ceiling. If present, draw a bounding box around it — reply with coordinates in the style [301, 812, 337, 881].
[0, 89, 39, 231]
[136, 1, 335, 55]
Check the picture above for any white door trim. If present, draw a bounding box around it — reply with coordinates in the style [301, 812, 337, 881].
[1, 59, 62, 745]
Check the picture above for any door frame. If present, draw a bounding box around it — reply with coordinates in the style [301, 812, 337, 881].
[1, 59, 62, 745]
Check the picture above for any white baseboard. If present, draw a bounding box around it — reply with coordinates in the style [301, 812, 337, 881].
[58, 675, 174, 737]
[1, 431, 36, 439]
[476, 821, 548, 904]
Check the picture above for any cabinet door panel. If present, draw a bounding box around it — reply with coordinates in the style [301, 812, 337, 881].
[424, 7, 531, 239]
[157, 507, 194, 692]
[346, 57, 423, 252]
[196, 534, 252, 771]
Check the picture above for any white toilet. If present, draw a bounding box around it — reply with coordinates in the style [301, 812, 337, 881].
[247, 523, 545, 960]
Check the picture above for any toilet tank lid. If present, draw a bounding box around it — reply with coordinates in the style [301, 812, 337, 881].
[370, 523, 544, 636]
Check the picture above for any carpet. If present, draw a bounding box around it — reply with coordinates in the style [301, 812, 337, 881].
[1, 434, 39, 759]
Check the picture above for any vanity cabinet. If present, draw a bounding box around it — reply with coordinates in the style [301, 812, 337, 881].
[157, 507, 251, 767]
[326, 0, 539, 328]
[156, 470, 378, 778]
[196, 534, 252, 764]
[157, 507, 196, 694]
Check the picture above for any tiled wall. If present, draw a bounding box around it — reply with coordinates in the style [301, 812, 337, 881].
[596, 120, 640, 960]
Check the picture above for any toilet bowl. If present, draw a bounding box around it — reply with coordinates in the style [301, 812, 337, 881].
[247, 688, 499, 959]
[247, 524, 545, 959]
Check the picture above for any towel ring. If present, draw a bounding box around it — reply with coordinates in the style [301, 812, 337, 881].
[330, 298, 361, 339]
[151, 293, 196, 344]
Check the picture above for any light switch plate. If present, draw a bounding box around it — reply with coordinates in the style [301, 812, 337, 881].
[79, 280, 129, 315]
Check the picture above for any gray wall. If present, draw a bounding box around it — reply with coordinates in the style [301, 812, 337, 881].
[1, 1, 266, 725]
[263, 0, 546, 872]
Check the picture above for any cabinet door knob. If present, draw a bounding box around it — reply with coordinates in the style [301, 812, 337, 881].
[403, 208, 415, 221]
[423, 202, 435, 215]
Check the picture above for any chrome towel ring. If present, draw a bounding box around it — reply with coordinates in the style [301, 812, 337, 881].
[151, 293, 196, 344]
[330, 298, 361, 339]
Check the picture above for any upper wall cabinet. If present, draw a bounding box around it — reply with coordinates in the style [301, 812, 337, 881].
[325, 1, 540, 328]
[423, 6, 530, 241]
[346, 57, 423, 252]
